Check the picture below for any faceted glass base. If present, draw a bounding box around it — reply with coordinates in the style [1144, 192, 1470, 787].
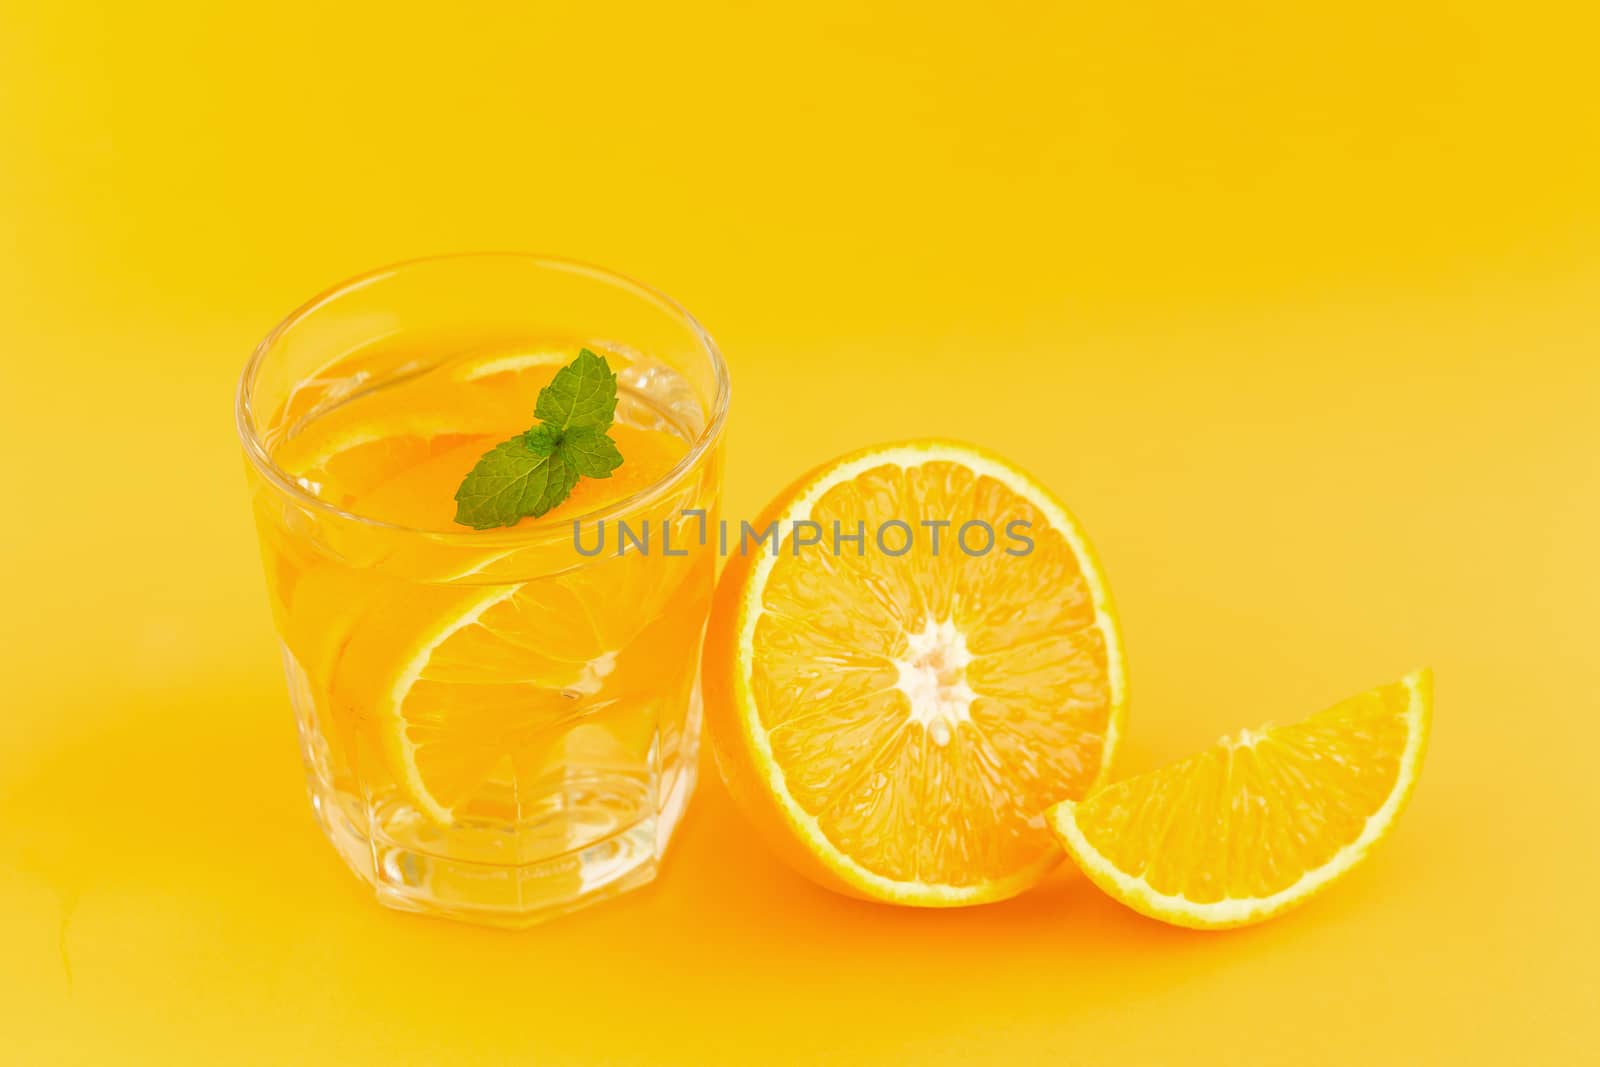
[307, 755, 697, 928]
[288, 648, 703, 928]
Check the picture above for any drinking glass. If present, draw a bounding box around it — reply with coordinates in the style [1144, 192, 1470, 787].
[236, 255, 728, 926]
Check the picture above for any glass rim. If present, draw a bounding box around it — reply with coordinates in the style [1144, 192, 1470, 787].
[235, 252, 731, 546]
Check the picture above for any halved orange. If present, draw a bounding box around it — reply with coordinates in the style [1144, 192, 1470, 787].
[1049, 669, 1432, 929]
[703, 440, 1128, 905]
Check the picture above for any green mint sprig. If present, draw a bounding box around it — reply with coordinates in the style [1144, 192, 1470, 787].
[453, 349, 624, 529]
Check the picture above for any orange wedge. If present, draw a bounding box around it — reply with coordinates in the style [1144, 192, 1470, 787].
[703, 440, 1127, 905]
[1049, 670, 1432, 929]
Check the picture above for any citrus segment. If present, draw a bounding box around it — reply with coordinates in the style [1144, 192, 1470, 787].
[1049, 669, 1432, 929]
[704, 440, 1127, 905]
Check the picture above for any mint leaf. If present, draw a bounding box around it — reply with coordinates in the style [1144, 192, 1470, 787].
[534, 348, 617, 432]
[561, 426, 623, 478]
[452, 435, 566, 529]
[537, 455, 581, 516]
[452, 351, 626, 529]
[520, 423, 561, 454]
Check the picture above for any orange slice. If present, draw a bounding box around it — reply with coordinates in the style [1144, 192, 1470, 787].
[345, 423, 687, 532]
[272, 352, 574, 506]
[345, 583, 625, 823]
[322, 430, 692, 822]
[1049, 669, 1432, 929]
[445, 347, 572, 384]
[332, 545, 690, 823]
[703, 440, 1127, 905]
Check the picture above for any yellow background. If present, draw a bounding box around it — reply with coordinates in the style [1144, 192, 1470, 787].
[3, 2, 1597, 1062]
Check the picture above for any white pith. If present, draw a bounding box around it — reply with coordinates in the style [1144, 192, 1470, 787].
[733, 441, 1128, 903]
[1051, 669, 1431, 928]
[893, 618, 977, 746]
[1223, 724, 1272, 749]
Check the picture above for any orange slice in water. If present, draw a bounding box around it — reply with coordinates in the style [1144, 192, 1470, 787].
[323, 427, 692, 822]
[703, 440, 1128, 905]
[271, 351, 571, 507]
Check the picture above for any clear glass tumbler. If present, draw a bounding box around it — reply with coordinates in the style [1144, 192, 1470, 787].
[236, 255, 728, 926]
